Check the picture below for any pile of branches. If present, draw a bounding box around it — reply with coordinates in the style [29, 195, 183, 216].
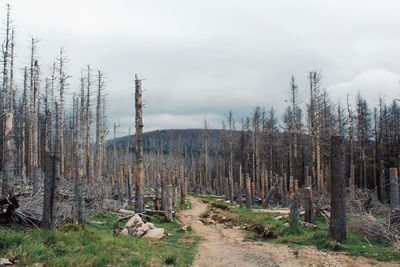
[348, 189, 400, 243]
[348, 189, 388, 215]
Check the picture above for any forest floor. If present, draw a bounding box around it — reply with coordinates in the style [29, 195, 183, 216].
[178, 196, 400, 267]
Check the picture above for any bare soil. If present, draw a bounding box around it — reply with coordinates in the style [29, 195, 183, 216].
[177, 196, 399, 267]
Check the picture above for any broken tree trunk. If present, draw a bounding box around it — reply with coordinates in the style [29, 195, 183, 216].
[155, 172, 161, 210]
[134, 74, 144, 213]
[304, 187, 314, 223]
[290, 179, 300, 226]
[329, 136, 347, 241]
[245, 173, 252, 209]
[2, 113, 15, 197]
[42, 152, 57, 229]
[165, 184, 173, 222]
[389, 168, 400, 209]
[180, 178, 187, 205]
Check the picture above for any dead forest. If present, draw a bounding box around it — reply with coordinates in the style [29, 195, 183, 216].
[1, 3, 400, 261]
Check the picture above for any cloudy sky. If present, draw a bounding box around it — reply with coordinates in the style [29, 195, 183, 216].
[8, 0, 400, 136]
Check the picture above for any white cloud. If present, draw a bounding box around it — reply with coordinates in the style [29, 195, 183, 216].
[328, 68, 400, 106]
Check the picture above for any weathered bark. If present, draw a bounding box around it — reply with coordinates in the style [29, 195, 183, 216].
[165, 184, 173, 222]
[42, 152, 58, 229]
[57, 49, 66, 177]
[380, 160, 386, 203]
[245, 173, 252, 209]
[290, 178, 300, 226]
[154, 172, 161, 210]
[85, 65, 92, 181]
[180, 177, 187, 205]
[2, 113, 15, 196]
[134, 74, 144, 213]
[389, 168, 399, 209]
[304, 187, 314, 223]
[329, 136, 347, 241]
[74, 161, 84, 224]
[95, 71, 104, 181]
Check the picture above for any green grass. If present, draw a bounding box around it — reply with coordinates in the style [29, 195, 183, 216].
[0, 210, 198, 266]
[196, 194, 400, 262]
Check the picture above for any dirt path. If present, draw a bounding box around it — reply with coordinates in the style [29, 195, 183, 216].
[177, 196, 399, 267]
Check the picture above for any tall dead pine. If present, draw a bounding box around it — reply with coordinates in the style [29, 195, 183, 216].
[134, 74, 145, 213]
[329, 136, 347, 241]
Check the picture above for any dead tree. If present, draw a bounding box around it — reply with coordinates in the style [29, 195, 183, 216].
[57, 49, 67, 177]
[42, 152, 58, 229]
[289, 177, 300, 226]
[245, 173, 252, 209]
[30, 55, 40, 194]
[155, 172, 161, 210]
[95, 70, 104, 182]
[0, 5, 12, 171]
[329, 136, 347, 241]
[2, 113, 15, 196]
[304, 186, 314, 223]
[165, 184, 173, 222]
[85, 65, 92, 181]
[389, 168, 399, 209]
[134, 74, 144, 213]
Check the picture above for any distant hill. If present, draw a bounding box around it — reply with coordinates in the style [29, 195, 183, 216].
[108, 128, 241, 155]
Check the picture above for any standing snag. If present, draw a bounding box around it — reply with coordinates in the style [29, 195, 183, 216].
[134, 74, 144, 213]
[329, 136, 347, 241]
[389, 168, 399, 209]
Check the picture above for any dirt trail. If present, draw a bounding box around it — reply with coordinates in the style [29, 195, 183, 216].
[177, 196, 399, 267]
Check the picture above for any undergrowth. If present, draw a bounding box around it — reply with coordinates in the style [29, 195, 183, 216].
[0, 209, 198, 266]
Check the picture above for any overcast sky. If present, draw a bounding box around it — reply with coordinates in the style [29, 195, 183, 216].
[8, 0, 400, 136]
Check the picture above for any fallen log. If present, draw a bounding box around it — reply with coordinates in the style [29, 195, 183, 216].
[89, 221, 107, 225]
[118, 209, 135, 215]
[299, 221, 328, 231]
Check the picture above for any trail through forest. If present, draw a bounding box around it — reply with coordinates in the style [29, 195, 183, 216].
[177, 196, 398, 267]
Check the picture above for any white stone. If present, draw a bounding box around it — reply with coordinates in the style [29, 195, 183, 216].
[146, 222, 156, 230]
[143, 228, 164, 239]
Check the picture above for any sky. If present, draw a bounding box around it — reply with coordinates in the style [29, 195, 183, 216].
[7, 0, 400, 137]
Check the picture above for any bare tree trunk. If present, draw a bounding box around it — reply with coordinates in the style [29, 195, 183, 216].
[290, 178, 300, 226]
[42, 152, 58, 229]
[165, 184, 173, 222]
[380, 160, 386, 203]
[2, 113, 15, 196]
[31, 57, 40, 194]
[57, 49, 67, 178]
[304, 187, 314, 223]
[154, 172, 161, 210]
[85, 65, 92, 181]
[245, 173, 252, 209]
[95, 71, 103, 181]
[134, 74, 144, 213]
[389, 168, 399, 209]
[180, 177, 187, 205]
[329, 136, 347, 241]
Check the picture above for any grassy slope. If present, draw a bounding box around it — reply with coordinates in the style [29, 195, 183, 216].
[0, 203, 198, 267]
[197, 194, 400, 262]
